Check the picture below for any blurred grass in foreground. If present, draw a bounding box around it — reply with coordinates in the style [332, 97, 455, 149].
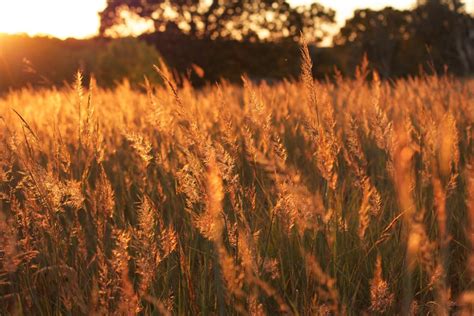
[0, 45, 473, 315]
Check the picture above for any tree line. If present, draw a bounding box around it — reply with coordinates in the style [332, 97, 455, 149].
[0, 0, 473, 92]
[335, 0, 474, 76]
[100, 0, 474, 77]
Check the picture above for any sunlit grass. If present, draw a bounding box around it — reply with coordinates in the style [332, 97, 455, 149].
[0, 47, 473, 314]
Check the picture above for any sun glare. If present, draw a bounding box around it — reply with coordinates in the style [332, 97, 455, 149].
[0, 0, 106, 39]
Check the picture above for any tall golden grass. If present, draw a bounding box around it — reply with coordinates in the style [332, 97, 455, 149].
[0, 44, 473, 315]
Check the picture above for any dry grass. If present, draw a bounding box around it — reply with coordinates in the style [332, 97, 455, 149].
[0, 46, 473, 315]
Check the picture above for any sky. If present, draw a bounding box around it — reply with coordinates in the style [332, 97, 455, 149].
[0, 0, 473, 39]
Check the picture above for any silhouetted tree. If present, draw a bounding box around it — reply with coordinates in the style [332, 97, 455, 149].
[99, 0, 335, 43]
[335, 0, 474, 76]
[416, 0, 465, 12]
[334, 7, 412, 77]
[412, 0, 474, 74]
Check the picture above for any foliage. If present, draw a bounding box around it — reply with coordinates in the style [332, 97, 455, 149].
[0, 34, 304, 92]
[99, 0, 335, 42]
[335, 1, 474, 76]
[94, 37, 164, 87]
[0, 35, 96, 90]
[0, 35, 165, 92]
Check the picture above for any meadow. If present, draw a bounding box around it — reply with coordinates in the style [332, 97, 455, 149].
[0, 45, 473, 315]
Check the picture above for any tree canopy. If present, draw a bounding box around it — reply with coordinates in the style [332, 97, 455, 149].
[99, 0, 335, 42]
[335, 0, 474, 76]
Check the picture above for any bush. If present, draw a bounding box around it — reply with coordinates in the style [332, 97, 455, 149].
[94, 37, 163, 87]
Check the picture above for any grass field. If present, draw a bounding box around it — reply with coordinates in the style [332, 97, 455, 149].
[0, 46, 473, 315]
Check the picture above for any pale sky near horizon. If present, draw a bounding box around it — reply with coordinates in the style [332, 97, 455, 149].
[0, 0, 472, 39]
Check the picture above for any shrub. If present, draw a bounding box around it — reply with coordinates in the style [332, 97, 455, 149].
[94, 37, 163, 87]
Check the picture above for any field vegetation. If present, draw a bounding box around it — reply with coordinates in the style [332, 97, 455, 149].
[0, 44, 473, 315]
